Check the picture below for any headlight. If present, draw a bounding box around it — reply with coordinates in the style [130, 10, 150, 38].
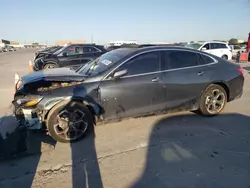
[16, 97, 43, 107]
[16, 80, 22, 90]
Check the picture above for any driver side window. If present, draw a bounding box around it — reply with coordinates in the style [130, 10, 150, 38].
[63, 46, 82, 56]
[202, 43, 210, 50]
[115, 52, 160, 76]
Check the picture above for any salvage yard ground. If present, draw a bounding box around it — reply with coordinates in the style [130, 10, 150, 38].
[0, 49, 250, 188]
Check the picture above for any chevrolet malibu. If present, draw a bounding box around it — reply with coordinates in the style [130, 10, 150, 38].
[12, 46, 244, 143]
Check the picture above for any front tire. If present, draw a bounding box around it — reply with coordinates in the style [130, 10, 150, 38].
[221, 55, 228, 60]
[46, 101, 93, 143]
[43, 63, 57, 69]
[198, 84, 227, 116]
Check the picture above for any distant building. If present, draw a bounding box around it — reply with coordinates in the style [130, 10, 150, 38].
[55, 40, 86, 46]
[109, 40, 138, 46]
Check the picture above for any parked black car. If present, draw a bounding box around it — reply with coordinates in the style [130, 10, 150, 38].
[34, 46, 62, 60]
[33, 44, 107, 71]
[106, 45, 121, 51]
[13, 46, 244, 142]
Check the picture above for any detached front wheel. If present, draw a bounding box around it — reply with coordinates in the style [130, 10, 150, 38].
[46, 101, 93, 143]
[198, 84, 227, 116]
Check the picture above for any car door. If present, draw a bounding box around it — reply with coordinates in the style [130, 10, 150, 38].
[210, 43, 226, 57]
[161, 50, 212, 109]
[57, 45, 82, 69]
[99, 51, 166, 120]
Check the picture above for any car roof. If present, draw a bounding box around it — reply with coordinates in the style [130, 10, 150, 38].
[132, 45, 194, 53]
[114, 45, 200, 57]
[204, 41, 228, 44]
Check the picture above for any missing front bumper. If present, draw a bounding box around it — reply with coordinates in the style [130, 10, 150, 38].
[13, 106, 42, 130]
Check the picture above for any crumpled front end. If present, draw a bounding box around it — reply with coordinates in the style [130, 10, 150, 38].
[13, 79, 83, 130]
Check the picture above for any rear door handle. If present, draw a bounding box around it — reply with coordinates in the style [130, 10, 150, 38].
[197, 71, 204, 76]
[152, 77, 160, 82]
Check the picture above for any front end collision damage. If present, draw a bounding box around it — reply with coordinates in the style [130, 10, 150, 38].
[13, 78, 103, 130]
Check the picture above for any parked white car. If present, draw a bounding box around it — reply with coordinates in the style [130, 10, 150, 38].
[186, 41, 232, 60]
[229, 45, 245, 58]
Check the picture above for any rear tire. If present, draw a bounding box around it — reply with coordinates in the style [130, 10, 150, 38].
[46, 101, 93, 143]
[198, 84, 227, 116]
[221, 55, 228, 60]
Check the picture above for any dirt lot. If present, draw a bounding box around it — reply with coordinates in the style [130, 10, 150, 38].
[0, 50, 250, 188]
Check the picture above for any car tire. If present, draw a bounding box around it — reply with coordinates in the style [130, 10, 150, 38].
[46, 101, 93, 143]
[198, 84, 227, 116]
[43, 63, 57, 69]
[221, 55, 228, 60]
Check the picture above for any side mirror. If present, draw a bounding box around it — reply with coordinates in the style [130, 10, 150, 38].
[201, 47, 207, 51]
[113, 69, 128, 79]
[62, 52, 67, 57]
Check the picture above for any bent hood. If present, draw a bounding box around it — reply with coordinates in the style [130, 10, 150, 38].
[21, 68, 85, 85]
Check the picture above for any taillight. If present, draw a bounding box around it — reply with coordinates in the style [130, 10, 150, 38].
[237, 67, 244, 75]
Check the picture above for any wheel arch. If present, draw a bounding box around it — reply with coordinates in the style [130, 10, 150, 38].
[43, 97, 103, 124]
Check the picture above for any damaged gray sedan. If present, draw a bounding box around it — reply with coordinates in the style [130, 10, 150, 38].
[12, 46, 244, 143]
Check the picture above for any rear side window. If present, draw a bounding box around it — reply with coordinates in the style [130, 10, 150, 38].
[211, 43, 227, 49]
[198, 54, 214, 65]
[162, 50, 198, 70]
[83, 46, 98, 53]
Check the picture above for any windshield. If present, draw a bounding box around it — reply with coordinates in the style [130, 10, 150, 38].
[50, 46, 62, 53]
[77, 49, 131, 77]
[186, 43, 202, 50]
[54, 46, 67, 55]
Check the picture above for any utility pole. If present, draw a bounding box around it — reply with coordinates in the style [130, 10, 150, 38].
[91, 35, 93, 44]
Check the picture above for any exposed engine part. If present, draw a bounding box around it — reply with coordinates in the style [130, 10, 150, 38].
[37, 81, 82, 92]
[22, 109, 42, 129]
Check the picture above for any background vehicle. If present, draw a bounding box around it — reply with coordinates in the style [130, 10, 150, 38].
[106, 45, 121, 51]
[1, 45, 16, 52]
[34, 46, 62, 60]
[186, 41, 232, 60]
[7, 46, 16, 52]
[33, 44, 107, 71]
[13, 46, 244, 143]
[229, 45, 245, 59]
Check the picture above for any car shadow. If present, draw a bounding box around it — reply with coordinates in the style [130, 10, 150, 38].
[0, 118, 103, 188]
[70, 126, 103, 188]
[131, 113, 250, 188]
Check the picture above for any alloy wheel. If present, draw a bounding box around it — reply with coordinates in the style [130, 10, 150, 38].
[205, 89, 226, 114]
[53, 109, 88, 141]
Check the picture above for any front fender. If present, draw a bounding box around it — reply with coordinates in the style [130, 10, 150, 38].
[40, 96, 103, 118]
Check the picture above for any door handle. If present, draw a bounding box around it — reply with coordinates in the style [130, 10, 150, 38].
[152, 77, 160, 82]
[197, 71, 204, 76]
